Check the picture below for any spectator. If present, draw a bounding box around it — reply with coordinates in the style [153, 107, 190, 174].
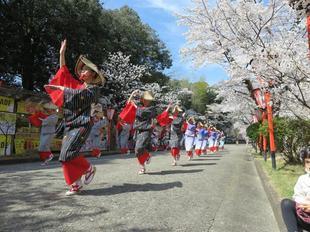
[281, 147, 310, 232]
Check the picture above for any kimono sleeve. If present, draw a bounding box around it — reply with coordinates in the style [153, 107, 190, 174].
[45, 66, 84, 107]
[50, 66, 83, 89]
[156, 110, 169, 126]
[119, 101, 137, 124]
[28, 111, 48, 127]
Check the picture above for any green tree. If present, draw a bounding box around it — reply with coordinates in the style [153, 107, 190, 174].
[191, 81, 209, 114]
[106, 6, 172, 72]
[0, 0, 107, 90]
[0, 1, 172, 90]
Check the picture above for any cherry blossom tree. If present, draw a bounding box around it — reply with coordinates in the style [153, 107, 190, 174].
[100, 52, 192, 110]
[179, 0, 310, 120]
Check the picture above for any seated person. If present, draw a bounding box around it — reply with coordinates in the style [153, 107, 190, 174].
[281, 147, 310, 232]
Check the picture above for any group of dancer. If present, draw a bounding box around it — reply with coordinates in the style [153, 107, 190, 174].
[30, 40, 226, 196]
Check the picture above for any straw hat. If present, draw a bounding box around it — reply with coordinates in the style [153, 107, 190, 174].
[187, 116, 195, 123]
[43, 102, 58, 110]
[142, 91, 155, 101]
[75, 55, 107, 85]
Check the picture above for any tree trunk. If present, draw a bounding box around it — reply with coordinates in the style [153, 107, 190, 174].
[21, 34, 34, 90]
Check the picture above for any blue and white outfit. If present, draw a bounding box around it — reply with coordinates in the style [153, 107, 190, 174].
[184, 123, 196, 152]
[195, 128, 208, 155]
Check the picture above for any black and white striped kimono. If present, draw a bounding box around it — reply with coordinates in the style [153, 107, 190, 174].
[59, 86, 100, 162]
[169, 116, 184, 148]
[133, 106, 157, 156]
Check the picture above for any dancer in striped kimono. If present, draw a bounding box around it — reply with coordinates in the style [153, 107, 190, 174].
[44, 40, 107, 196]
[132, 90, 157, 174]
[169, 105, 184, 166]
[38, 102, 59, 165]
[184, 116, 196, 160]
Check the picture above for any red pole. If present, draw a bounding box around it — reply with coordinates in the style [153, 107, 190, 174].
[265, 92, 276, 169]
[307, 12, 310, 53]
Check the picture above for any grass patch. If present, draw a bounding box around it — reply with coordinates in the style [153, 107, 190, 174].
[256, 154, 304, 198]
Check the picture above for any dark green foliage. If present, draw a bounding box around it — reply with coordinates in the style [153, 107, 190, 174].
[0, 1, 172, 90]
[246, 122, 260, 142]
[247, 117, 310, 164]
[168, 79, 219, 113]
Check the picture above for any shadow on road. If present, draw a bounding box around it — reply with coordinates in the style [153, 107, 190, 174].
[147, 169, 204, 175]
[180, 163, 217, 167]
[192, 158, 221, 161]
[202, 155, 222, 158]
[0, 171, 109, 231]
[81, 181, 183, 196]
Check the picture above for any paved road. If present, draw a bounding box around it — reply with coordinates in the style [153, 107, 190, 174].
[0, 145, 279, 232]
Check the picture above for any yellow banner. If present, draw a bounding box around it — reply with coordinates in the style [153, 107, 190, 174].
[0, 96, 14, 112]
[0, 135, 12, 156]
[14, 138, 40, 155]
[51, 139, 62, 151]
[16, 100, 27, 114]
[14, 137, 61, 155]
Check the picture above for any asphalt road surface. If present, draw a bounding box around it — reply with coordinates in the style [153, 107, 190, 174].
[0, 145, 279, 232]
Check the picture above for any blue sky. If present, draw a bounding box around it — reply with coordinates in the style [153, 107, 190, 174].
[103, 0, 229, 86]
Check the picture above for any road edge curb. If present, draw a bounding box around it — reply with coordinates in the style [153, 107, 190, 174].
[0, 150, 122, 165]
[254, 159, 286, 232]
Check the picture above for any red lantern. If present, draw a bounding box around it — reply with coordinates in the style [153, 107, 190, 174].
[252, 88, 266, 109]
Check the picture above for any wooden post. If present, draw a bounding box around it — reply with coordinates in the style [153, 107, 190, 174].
[262, 111, 268, 162]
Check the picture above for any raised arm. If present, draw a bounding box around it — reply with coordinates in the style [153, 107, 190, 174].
[165, 102, 172, 112]
[128, 90, 139, 103]
[60, 39, 66, 67]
